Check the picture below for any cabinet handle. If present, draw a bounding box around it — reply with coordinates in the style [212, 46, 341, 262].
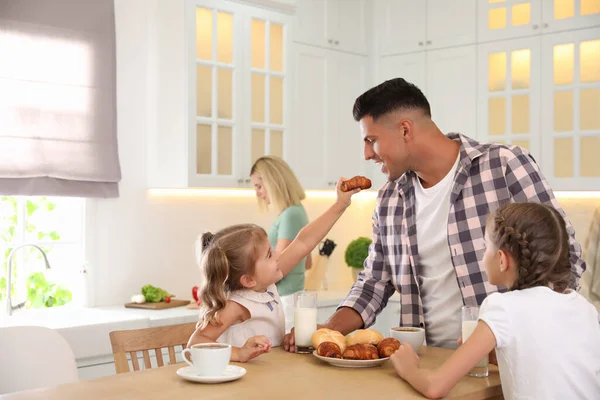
[237, 178, 244, 186]
[532, 24, 539, 30]
[328, 39, 333, 44]
[543, 23, 549, 28]
[418, 41, 424, 46]
[426, 40, 431, 45]
[244, 178, 251, 187]
[334, 40, 339, 45]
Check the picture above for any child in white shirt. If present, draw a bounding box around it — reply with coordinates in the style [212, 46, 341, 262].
[391, 202, 600, 399]
[186, 179, 360, 363]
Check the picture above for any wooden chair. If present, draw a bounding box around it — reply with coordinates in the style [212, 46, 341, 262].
[109, 322, 196, 374]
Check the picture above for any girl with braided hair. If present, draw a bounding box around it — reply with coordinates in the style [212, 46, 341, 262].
[391, 202, 600, 399]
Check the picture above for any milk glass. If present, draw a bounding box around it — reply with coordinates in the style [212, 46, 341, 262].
[294, 291, 318, 354]
[461, 306, 489, 377]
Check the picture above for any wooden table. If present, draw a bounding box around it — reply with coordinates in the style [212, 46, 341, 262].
[1, 347, 502, 399]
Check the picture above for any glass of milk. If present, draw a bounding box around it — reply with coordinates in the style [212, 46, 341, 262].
[461, 306, 489, 377]
[293, 291, 318, 354]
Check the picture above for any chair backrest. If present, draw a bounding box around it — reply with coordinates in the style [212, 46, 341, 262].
[0, 326, 79, 394]
[109, 322, 196, 374]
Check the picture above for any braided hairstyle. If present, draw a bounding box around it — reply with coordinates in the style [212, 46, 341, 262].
[487, 203, 572, 293]
[197, 224, 268, 329]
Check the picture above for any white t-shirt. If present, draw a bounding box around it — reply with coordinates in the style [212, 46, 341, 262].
[480, 287, 600, 400]
[414, 154, 463, 348]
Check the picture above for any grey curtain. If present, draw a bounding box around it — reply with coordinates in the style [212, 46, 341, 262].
[0, 0, 121, 197]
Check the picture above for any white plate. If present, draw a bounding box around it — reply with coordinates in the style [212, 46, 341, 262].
[312, 350, 389, 368]
[176, 365, 247, 383]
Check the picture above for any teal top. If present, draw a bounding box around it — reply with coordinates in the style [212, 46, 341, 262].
[268, 204, 309, 296]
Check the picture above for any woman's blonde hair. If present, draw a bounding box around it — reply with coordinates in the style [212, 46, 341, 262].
[487, 202, 573, 293]
[250, 156, 306, 214]
[197, 224, 267, 329]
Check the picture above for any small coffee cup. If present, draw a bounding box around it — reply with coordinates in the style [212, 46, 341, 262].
[390, 327, 425, 353]
[182, 343, 231, 376]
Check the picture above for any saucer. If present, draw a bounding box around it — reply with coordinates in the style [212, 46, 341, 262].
[176, 365, 247, 383]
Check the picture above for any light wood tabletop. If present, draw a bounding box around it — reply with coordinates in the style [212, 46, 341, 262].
[1, 347, 503, 400]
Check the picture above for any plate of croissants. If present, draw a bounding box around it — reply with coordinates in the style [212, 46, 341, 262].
[311, 328, 400, 368]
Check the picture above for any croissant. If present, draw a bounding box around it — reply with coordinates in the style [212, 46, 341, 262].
[340, 176, 372, 192]
[377, 337, 400, 358]
[342, 344, 379, 360]
[317, 342, 342, 359]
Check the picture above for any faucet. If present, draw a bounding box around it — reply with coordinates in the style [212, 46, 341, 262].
[5, 244, 51, 316]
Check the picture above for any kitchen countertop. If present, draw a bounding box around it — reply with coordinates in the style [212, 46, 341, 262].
[0, 347, 502, 400]
[0, 290, 400, 330]
[0, 290, 401, 363]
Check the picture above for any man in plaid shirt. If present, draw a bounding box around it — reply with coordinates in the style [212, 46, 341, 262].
[285, 78, 586, 351]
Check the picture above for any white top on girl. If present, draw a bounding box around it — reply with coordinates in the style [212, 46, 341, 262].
[479, 286, 600, 400]
[217, 283, 285, 348]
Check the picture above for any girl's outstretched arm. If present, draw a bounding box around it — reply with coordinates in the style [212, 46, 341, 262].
[391, 321, 497, 399]
[278, 177, 360, 274]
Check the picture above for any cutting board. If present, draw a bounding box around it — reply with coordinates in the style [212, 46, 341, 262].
[124, 299, 190, 310]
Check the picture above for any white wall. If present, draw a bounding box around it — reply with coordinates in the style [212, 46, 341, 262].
[89, 0, 600, 308]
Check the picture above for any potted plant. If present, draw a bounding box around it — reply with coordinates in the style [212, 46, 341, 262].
[344, 237, 372, 281]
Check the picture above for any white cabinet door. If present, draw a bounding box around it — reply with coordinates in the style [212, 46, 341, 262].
[426, 0, 477, 50]
[541, 28, 600, 190]
[326, 52, 369, 185]
[477, 37, 542, 161]
[376, 0, 427, 56]
[294, 0, 368, 55]
[478, 0, 543, 43]
[426, 46, 477, 139]
[329, 0, 368, 54]
[293, 44, 331, 189]
[542, 0, 600, 34]
[294, 0, 328, 48]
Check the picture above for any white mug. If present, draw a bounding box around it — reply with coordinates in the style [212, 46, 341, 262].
[181, 343, 231, 376]
[390, 327, 425, 353]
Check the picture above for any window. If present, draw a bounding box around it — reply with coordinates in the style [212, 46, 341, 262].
[0, 196, 85, 311]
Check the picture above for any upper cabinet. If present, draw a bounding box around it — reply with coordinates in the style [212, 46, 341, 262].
[161, 0, 294, 188]
[376, 0, 477, 56]
[478, 0, 600, 43]
[540, 28, 600, 190]
[293, 44, 369, 189]
[295, 0, 368, 55]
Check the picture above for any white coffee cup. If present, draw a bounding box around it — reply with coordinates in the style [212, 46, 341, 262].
[390, 327, 425, 353]
[182, 343, 231, 376]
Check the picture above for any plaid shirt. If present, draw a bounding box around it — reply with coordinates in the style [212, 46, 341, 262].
[340, 133, 586, 329]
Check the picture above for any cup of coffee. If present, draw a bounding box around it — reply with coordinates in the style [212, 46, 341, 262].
[390, 327, 425, 353]
[181, 343, 231, 376]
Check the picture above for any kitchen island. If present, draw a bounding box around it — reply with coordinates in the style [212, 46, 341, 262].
[0, 347, 502, 400]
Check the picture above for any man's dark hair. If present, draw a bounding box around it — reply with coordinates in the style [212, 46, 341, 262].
[352, 78, 431, 122]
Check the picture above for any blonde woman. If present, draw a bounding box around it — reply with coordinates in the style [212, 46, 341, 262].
[250, 156, 312, 333]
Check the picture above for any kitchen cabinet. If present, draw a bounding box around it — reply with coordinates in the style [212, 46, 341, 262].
[478, 27, 600, 190]
[478, 0, 600, 43]
[477, 36, 542, 159]
[540, 28, 600, 190]
[292, 44, 369, 190]
[294, 0, 368, 55]
[375, 0, 477, 56]
[149, 0, 293, 188]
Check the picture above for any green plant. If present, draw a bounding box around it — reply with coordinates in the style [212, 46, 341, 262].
[344, 237, 372, 269]
[26, 272, 72, 308]
[0, 196, 72, 308]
